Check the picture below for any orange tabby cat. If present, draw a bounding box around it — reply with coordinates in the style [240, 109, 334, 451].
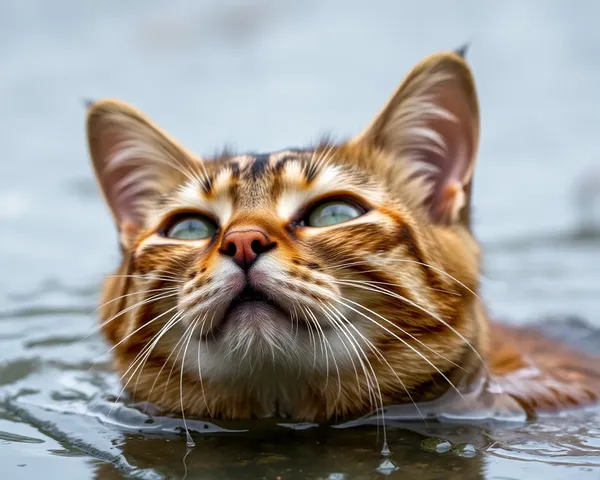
[87, 50, 600, 421]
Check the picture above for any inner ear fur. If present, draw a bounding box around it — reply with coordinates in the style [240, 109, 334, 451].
[86, 99, 203, 247]
[353, 52, 480, 227]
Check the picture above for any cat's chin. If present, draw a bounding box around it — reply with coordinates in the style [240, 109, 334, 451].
[210, 302, 301, 367]
[219, 300, 290, 334]
[204, 284, 300, 341]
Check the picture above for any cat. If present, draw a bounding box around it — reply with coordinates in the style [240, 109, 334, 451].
[87, 50, 600, 421]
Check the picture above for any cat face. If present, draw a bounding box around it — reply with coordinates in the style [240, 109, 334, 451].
[89, 51, 487, 420]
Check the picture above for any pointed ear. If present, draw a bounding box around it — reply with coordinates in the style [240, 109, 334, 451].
[86, 99, 202, 247]
[353, 52, 480, 227]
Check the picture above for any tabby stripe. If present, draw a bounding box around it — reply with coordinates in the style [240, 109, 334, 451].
[397, 224, 441, 288]
[250, 154, 270, 180]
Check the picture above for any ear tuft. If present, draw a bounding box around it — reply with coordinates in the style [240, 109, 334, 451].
[353, 52, 479, 227]
[455, 43, 470, 58]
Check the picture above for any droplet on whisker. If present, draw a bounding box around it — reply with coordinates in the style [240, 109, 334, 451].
[381, 440, 391, 456]
[185, 431, 196, 449]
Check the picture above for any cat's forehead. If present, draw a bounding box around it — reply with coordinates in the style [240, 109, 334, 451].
[203, 148, 355, 207]
[155, 147, 385, 226]
[208, 149, 315, 187]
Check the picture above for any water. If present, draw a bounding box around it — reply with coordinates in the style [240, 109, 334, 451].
[1, 0, 600, 478]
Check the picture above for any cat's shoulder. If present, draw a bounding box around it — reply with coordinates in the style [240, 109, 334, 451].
[489, 318, 600, 416]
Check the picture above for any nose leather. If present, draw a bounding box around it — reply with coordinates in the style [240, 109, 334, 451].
[220, 228, 274, 270]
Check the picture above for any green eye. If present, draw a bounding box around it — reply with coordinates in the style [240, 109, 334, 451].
[165, 216, 217, 240]
[307, 200, 364, 227]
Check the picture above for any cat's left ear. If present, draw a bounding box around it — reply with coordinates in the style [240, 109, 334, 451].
[87, 99, 202, 248]
[352, 51, 479, 227]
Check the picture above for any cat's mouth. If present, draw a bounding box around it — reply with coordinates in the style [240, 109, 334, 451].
[205, 286, 293, 339]
[226, 286, 286, 314]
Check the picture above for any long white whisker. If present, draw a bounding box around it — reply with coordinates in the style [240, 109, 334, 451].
[318, 301, 387, 440]
[107, 274, 184, 283]
[118, 309, 184, 390]
[104, 300, 181, 354]
[95, 287, 180, 312]
[196, 315, 212, 417]
[341, 277, 460, 297]
[324, 301, 426, 426]
[328, 280, 465, 371]
[301, 305, 341, 398]
[96, 291, 179, 333]
[108, 309, 185, 418]
[330, 293, 466, 402]
[132, 309, 187, 398]
[316, 303, 378, 415]
[333, 279, 486, 374]
[180, 315, 199, 447]
[322, 257, 480, 300]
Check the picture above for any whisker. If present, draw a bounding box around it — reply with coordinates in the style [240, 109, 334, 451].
[340, 277, 460, 297]
[157, 313, 200, 412]
[143, 313, 195, 405]
[180, 315, 199, 447]
[96, 291, 179, 335]
[301, 305, 341, 397]
[106, 274, 185, 283]
[95, 286, 180, 312]
[316, 303, 379, 416]
[322, 257, 480, 300]
[318, 301, 388, 439]
[196, 315, 212, 417]
[108, 309, 185, 418]
[117, 309, 184, 394]
[132, 311, 186, 398]
[327, 280, 465, 371]
[107, 302, 181, 355]
[330, 293, 466, 402]
[83, 291, 180, 361]
[324, 301, 427, 426]
[333, 279, 486, 374]
[300, 305, 318, 370]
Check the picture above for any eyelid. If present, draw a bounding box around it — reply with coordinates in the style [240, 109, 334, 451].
[293, 193, 371, 225]
[157, 209, 219, 236]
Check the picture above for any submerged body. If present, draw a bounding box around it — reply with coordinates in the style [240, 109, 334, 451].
[87, 51, 600, 421]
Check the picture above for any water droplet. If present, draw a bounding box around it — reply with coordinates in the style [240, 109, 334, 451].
[420, 437, 452, 454]
[452, 443, 477, 458]
[381, 441, 391, 456]
[185, 432, 196, 449]
[376, 459, 399, 475]
[328, 473, 345, 480]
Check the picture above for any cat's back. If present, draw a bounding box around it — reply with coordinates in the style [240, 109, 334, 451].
[489, 318, 600, 416]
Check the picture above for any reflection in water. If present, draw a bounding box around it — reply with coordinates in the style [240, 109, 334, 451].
[91, 427, 484, 480]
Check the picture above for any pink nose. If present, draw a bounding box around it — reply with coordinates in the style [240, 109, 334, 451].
[220, 229, 275, 270]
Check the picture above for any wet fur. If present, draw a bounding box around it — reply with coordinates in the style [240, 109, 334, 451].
[88, 52, 600, 421]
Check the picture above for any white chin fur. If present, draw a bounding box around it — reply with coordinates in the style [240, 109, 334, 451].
[183, 304, 364, 384]
[219, 301, 294, 361]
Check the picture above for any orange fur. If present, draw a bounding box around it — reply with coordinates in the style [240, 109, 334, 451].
[88, 51, 600, 421]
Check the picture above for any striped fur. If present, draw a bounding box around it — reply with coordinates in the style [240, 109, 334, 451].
[88, 51, 600, 421]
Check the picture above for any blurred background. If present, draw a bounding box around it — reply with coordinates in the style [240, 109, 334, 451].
[0, 1, 599, 478]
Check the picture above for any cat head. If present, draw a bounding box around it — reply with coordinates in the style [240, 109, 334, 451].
[88, 51, 485, 419]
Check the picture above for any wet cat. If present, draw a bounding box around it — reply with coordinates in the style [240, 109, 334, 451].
[87, 50, 600, 421]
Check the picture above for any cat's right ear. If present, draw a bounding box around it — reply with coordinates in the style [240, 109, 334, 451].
[86, 100, 200, 248]
[352, 52, 479, 227]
